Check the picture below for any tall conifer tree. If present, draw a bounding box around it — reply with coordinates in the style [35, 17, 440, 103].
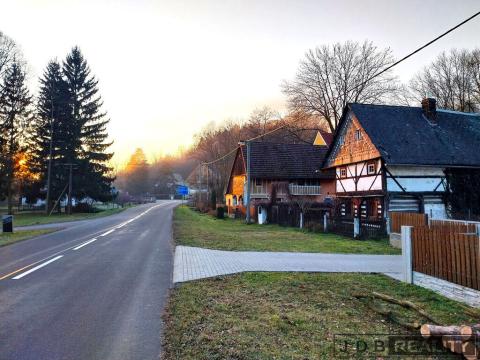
[0, 61, 32, 213]
[62, 47, 113, 201]
[29, 60, 70, 211]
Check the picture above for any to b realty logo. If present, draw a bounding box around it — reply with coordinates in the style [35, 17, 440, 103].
[333, 333, 478, 358]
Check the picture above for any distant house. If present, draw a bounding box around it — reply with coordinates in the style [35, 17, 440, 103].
[323, 98, 480, 220]
[225, 141, 335, 221]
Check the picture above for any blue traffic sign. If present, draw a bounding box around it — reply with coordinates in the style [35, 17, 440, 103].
[176, 185, 189, 195]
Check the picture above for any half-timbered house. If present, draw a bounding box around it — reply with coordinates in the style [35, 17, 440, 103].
[324, 98, 480, 221]
[225, 142, 335, 220]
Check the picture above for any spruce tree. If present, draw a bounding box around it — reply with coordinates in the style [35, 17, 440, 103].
[28, 60, 70, 212]
[62, 47, 113, 202]
[0, 61, 32, 214]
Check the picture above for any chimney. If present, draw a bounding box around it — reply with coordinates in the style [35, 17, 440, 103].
[421, 98, 437, 123]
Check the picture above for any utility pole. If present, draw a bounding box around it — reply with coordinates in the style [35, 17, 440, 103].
[68, 163, 73, 215]
[245, 140, 251, 223]
[56, 163, 77, 215]
[206, 163, 209, 207]
[45, 92, 55, 214]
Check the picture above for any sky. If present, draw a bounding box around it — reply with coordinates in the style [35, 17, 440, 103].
[0, 0, 479, 167]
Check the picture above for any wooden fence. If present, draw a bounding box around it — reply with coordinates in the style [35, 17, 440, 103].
[412, 226, 480, 291]
[390, 211, 428, 233]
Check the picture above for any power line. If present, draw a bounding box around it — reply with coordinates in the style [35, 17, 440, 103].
[350, 10, 480, 93]
[197, 9, 480, 167]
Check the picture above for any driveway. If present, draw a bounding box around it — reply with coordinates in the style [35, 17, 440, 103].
[173, 246, 404, 283]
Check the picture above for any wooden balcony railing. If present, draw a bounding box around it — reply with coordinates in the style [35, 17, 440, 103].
[288, 184, 321, 195]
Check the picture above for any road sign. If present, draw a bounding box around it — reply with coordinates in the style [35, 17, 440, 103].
[176, 185, 189, 196]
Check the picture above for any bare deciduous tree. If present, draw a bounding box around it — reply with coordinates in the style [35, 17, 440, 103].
[282, 41, 400, 132]
[0, 32, 20, 80]
[410, 49, 479, 112]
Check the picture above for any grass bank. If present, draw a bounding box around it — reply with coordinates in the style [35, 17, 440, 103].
[6, 206, 127, 227]
[174, 206, 400, 254]
[163, 272, 478, 359]
[0, 229, 56, 247]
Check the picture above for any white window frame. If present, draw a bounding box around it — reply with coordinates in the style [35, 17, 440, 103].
[367, 162, 376, 175]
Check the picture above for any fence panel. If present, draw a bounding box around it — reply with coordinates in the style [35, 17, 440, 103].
[303, 208, 326, 232]
[328, 217, 355, 238]
[360, 219, 387, 239]
[268, 205, 300, 227]
[412, 226, 479, 290]
[390, 211, 428, 233]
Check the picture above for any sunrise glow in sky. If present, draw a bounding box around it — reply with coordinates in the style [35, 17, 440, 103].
[1, 0, 479, 166]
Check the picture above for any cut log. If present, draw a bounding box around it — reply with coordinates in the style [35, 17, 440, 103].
[460, 324, 480, 340]
[420, 324, 462, 339]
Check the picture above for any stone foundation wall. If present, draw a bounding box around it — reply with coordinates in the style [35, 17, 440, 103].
[413, 272, 480, 308]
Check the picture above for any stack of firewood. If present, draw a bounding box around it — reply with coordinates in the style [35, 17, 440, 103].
[420, 324, 480, 359]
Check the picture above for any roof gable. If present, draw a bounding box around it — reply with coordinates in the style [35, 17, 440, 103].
[326, 103, 480, 168]
[349, 103, 480, 167]
[313, 130, 333, 146]
[325, 111, 381, 167]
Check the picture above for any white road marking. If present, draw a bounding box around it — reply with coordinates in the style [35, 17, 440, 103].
[13, 256, 64, 279]
[73, 238, 97, 250]
[99, 229, 115, 237]
[1, 202, 175, 280]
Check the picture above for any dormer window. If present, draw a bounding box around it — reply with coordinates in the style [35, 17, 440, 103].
[355, 129, 362, 141]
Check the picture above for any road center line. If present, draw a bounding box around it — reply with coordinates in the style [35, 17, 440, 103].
[0, 202, 172, 280]
[73, 238, 97, 250]
[99, 229, 115, 237]
[13, 256, 64, 280]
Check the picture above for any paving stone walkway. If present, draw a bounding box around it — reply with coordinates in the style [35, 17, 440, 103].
[173, 246, 404, 283]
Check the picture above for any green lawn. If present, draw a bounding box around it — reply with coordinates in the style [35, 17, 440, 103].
[0, 229, 56, 247]
[174, 206, 400, 254]
[4, 206, 127, 227]
[163, 273, 479, 360]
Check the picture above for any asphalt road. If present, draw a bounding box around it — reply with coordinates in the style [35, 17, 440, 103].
[0, 200, 179, 360]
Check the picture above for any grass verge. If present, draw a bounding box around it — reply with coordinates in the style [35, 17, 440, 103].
[163, 272, 479, 359]
[174, 206, 400, 254]
[0, 229, 56, 247]
[5, 206, 127, 227]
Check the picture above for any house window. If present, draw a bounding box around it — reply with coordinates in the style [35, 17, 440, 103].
[255, 179, 262, 186]
[339, 135, 345, 145]
[367, 162, 376, 175]
[340, 167, 347, 178]
[355, 129, 362, 140]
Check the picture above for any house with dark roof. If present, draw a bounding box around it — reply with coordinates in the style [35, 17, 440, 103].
[323, 98, 480, 222]
[225, 141, 335, 221]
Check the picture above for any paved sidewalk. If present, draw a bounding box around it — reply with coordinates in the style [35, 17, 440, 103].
[173, 246, 404, 283]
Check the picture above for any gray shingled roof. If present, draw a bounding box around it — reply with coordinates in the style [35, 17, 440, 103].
[241, 142, 334, 179]
[349, 103, 480, 167]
